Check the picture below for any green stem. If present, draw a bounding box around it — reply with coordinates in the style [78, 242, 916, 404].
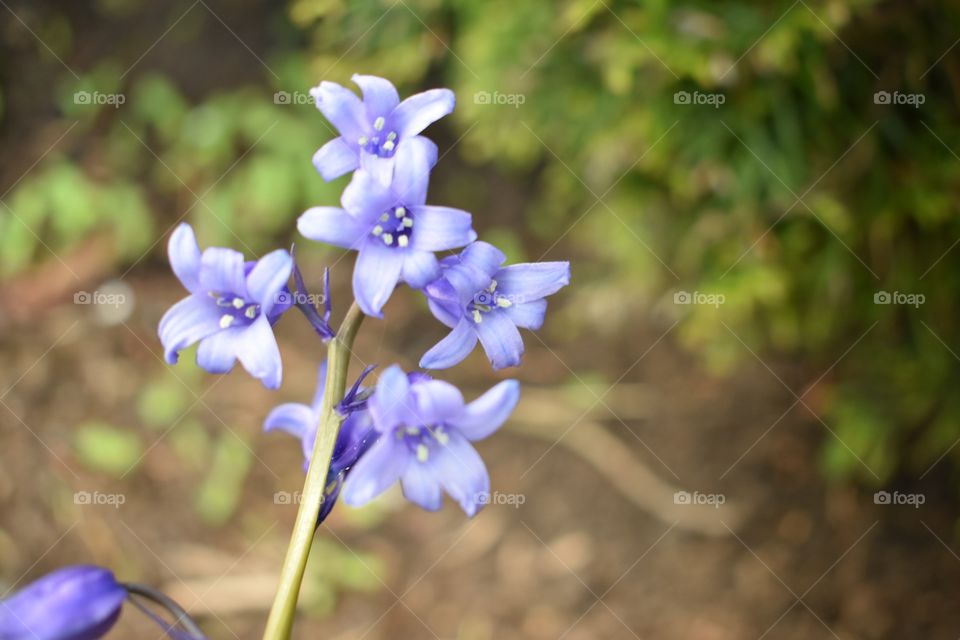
[262, 302, 365, 640]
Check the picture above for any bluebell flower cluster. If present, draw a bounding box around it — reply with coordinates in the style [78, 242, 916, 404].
[158, 74, 569, 522]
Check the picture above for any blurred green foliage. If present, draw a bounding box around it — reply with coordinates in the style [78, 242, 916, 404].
[4, 0, 960, 488]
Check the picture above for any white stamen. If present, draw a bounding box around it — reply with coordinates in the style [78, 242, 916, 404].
[496, 297, 513, 308]
[402, 217, 414, 228]
[472, 309, 483, 324]
[387, 131, 397, 141]
[373, 116, 385, 131]
[232, 297, 245, 309]
[406, 426, 421, 436]
[434, 428, 449, 446]
[395, 206, 406, 217]
[358, 136, 369, 146]
[380, 213, 389, 222]
[489, 280, 497, 292]
[219, 315, 234, 329]
[397, 235, 409, 248]
[416, 444, 429, 463]
[383, 233, 394, 245]
[245, 306, 258, 318]
[372, 225, 383, 236]
[382, 140, 395, 152]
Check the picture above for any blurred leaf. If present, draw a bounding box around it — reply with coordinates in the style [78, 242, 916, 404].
[73, 421, 143, 476]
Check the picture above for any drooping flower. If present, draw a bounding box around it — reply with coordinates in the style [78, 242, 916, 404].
[0, 565, 126, 640]
[264, 362, 378, 523]
[341, 365, 520, 516]
[310, 74, 454, 182]
[419, 242, 570, 370]
[159, 224, 293, 389]
[298, 138, 476, 317]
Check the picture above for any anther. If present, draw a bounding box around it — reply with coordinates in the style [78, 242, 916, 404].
[383, 233, 394, 245]
[219, 315, 234, 329]
[373, 117, 385, 131]
[397, 235, 409, 248]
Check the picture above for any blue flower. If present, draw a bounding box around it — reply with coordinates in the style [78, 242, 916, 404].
[159, 224, 293, 389]
[341, 365, 520, 516]
[419, 242, 570, 370]
[298, 139, 476, 317]
[310, 74, 454, 182]
[0, 565, 125, 640]
[264, 362, 378, 523]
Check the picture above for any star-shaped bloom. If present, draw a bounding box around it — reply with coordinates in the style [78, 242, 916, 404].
[159, 224, 293, 389]
[310, 74, 454, 182]
[341, 365, 520, 516]
[264, 362, 378, 523]
[419, 242, 570, 370]
[298, 138, 476, 317]
[0, 565, 125, 640]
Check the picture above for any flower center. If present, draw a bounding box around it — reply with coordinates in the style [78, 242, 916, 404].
[466, 280, 512, 323]
[357, 117, 399, 157]
[396, 424, 450, 463]
[211, 294, 261, 329]
[370, 206, 414, 248]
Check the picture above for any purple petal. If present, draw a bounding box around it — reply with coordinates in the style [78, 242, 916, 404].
[235, 315, 283, 389]
[352, 74, 400, 118]
[503, 299, 548, 330]
[311, 81, 368, 141]
[341, 436, 409, 506]
[430, 430, 489, 517]
[400, 250, 440, 288]
[419, 318, 478, 370]
[457, 241, 506, 279]
[449, 380, 520, 441]
[359, 153, 395, 186]
[196, 328, 240, 374]
[158, 295, 221, 364]
[474, 310, 524, 369]
[0, 565, 125, 640]
[425, 279, 463, 328]
[310, 361, 329, 409]
[389, 137, 434, 206]
[494, 262, 570, 302]
[246, 249, 293, 315]
[313, 137, 360, 181]
[352, 241, 403, 317]
[168, 223, 202, 293]
[341, 169, 395, 219]
[401, 463, 442, 511]
[369, 364, 412, 432]
[410, 379, 465, 424]
[199, 247, 247, 297]
[390, 88, 455, 138]
[298, 207, 368, 249]
[264, 403, 317, 461]
[408, 206, 475, 252]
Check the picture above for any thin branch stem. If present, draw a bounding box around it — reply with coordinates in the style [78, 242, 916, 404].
[262, 302, 365, 640]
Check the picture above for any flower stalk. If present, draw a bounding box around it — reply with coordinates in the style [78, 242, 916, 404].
[262, 302, 365, 640]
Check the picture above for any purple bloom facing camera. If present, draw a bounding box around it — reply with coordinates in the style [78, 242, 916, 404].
[341, 365, 520, 516]
[310, 74, 454, 182]
[0, 565, 125, 640]
[420, 242, 570, 370]
[298, 138, 476, 317]
[159, 224, 293, 389]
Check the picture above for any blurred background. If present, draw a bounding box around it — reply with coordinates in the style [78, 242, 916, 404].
[1, 0, 960, 638]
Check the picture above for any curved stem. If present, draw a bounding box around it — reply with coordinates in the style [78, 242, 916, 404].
[262, 302, 365, 640]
